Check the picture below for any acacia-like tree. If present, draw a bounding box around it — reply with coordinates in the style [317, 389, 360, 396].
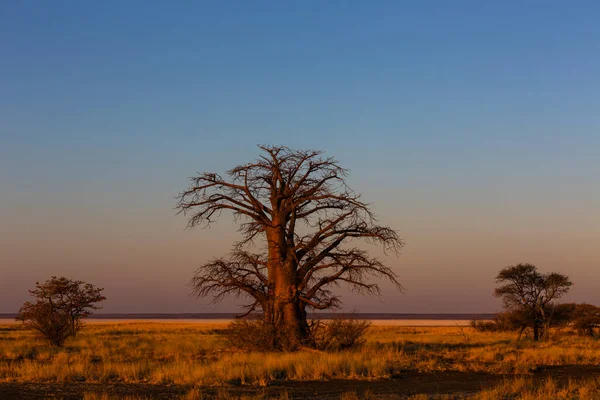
[177, 145, 403, 348]
[17, 276, 106, 340]
[494, 263, 572, 341]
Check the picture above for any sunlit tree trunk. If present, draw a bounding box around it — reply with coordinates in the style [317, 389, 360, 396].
[267, 222, 309, 348]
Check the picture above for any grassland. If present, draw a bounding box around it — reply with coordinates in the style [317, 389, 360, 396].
[1, 321, 600, 399]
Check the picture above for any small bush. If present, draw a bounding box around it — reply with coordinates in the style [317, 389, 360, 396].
[311, 317, 371, 351]
[470, 312, 519, 333]
[226, 317, 370, 352]
[16, 301, 73, 347]
[226, 319, 294, 351]
[572, 304, 600, 336]
[470, 320, 499, 332]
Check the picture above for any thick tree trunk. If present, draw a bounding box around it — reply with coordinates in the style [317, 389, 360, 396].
[266, 223, 309, 350]
[282, 298, 309, 346]
[533, 324, 540, 341]
[272, 265, 309, 349]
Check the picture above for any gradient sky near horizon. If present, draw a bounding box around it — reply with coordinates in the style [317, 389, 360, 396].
[1, 1, 599, 314]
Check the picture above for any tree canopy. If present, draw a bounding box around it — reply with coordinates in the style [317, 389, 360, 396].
[494, 263, 572, 340]
[17, 276, 106, 345]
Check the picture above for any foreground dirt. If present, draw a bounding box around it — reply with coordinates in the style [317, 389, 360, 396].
[2, 366, 600, 399]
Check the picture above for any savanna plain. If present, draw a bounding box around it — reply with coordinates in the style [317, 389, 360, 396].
[1, 321, 600, 399]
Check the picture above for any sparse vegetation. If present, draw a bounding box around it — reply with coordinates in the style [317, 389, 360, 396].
[2, 321, 600, 399]
[226, 316, 370, 352]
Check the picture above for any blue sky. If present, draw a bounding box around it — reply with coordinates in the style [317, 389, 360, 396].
[1, 1, 599, 313]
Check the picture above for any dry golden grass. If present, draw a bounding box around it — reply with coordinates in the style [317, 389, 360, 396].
[405, 377, 600, 400]
[1, 321, 600, 388]
[471, 377, 600, 400]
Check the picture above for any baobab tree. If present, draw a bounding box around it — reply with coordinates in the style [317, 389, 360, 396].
[176, 145, 403, 348]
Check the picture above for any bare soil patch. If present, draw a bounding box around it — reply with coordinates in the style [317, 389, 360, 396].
[2, 365, 600, 399]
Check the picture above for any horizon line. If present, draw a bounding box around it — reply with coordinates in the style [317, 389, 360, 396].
[0, 312, 497, 320]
